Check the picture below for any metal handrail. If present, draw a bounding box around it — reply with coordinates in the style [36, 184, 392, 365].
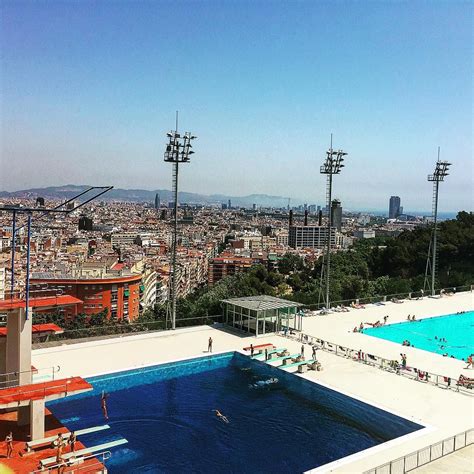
[30, 449, 112, 473]
[0, 377, 77, 400]
[0, 365, 61, 389]
[300, 284, 473, 311]
[363, 428, 473, 473]
[288, 332, 473, 395]
[31, 314, 223, 343]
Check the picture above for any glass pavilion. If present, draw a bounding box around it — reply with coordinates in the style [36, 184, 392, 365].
[221, 295, 303, 336]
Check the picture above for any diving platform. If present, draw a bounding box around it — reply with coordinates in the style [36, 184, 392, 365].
[0, 377, 92, 409]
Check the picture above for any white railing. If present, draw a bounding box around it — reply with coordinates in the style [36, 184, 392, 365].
[364, 429, 473, 473]
[286, 332, 473, 395]
[0, 365, 61, 390]
[30, 449, 112, 473]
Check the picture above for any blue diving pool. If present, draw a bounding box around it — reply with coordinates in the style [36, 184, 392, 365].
[363, 311, 474, 360]
[48, 352, 422, 473]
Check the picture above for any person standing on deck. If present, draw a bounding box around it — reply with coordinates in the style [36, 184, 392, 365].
[69, 431, 77, 452]
[301, 345, 305, 357]
[208, 337, 213, 352]
[5, 432, 13, 458]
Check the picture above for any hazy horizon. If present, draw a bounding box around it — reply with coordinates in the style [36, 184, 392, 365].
[0, 182, 469, 215]
[1, 1, 472, 213]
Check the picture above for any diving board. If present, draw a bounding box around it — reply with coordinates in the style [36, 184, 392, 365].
[40, 438, 128, 468]
[0, 377, 92, 409]
[251, 348, 287, 360]
[266, 354, 299, 364]
[26, 425, 110, 452]
[243, 343, 275, 352]
[282, 359, 315, 370]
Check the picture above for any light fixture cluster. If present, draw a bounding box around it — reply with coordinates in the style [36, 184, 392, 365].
[320, 150, 347, 175]
[164, 131, 197, 163]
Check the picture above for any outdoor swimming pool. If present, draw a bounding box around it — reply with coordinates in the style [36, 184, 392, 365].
[48, 352, 422, 473]
[363, 311, 474, 360]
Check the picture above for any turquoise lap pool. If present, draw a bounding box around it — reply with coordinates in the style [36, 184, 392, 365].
[362, 311, 474, 360]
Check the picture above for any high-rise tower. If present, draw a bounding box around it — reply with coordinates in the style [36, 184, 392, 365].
[389, 196, 401, 219]
[331, 199, 342, 231]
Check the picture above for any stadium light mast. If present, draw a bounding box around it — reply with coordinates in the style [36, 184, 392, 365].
[163, 112, 196, 330]
[424, 148, 451, 296]
[319, 135, 347, 310]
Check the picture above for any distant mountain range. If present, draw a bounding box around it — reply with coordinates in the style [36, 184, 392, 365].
[0, 185, 301, 208]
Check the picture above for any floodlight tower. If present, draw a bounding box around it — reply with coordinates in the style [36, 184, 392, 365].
[423, 148, 451, 296]
[163, 113, 196, 330]
[318, 135, 347, 310]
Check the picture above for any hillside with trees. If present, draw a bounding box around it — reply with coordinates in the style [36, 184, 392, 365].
[168, 211, 473, 318]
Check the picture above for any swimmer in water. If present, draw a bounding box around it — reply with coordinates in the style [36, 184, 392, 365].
[213, 409, 229, 423]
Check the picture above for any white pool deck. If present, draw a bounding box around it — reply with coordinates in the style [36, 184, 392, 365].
[32, 291, 474, 473]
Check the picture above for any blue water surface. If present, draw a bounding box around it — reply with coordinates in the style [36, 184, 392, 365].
[48, 352, 422, 473]
[363, 311, 474, 360]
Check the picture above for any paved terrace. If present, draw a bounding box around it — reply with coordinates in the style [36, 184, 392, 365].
[31, 292, 473, 472]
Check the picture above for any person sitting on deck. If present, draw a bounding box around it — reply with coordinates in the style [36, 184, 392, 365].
[213, 409, 229, 423]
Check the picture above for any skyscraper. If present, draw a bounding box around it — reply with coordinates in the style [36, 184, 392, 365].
[228, 199, 231, 209]
[389, 196, 401, 219]
[331, 199, 342, 231]
[154, 193, 160, 209]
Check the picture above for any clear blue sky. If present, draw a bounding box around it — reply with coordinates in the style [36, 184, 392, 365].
[1, 1, 472, 212]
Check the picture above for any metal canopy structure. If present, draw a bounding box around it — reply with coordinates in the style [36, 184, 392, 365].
[222, 295, 303, 336]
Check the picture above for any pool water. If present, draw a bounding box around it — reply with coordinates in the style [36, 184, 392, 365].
[363, 311, 474, 360]
[48, 352, 422, 473]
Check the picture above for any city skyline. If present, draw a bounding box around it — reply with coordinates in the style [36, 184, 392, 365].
[1, 1, 472, 212]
